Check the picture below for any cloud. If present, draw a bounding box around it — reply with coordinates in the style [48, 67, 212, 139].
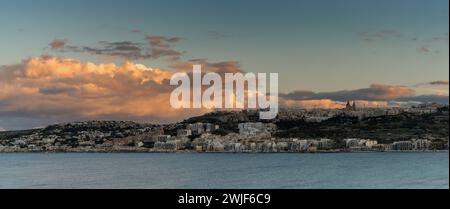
[414, 33, 449, 53]
[418, 45, 431, 53]
[281, 99, 345, 109]
[38, 83, 79, 95]
[145, 35, 183, 59]
[1, 56, 447, 129]
[414, 80, 449, 87]
[395, 95, 449, 104]
[280, 99, 389, 109]
[431, 33, 449, 42]
[360, 31, 448, 54]
[0, 56, 250, 127]
[0, 56, 205, 123]
[280, 84, 415, 102]
[49, 39, 68, 50]
[48, 35, 183, 61]
[359, 30, 402, 42]
[427, 80, 449, 85]
[82, 41, 151, 60]
[145, 35, 181, 47]
[208, 31, 228, 39]
[279, 83, 448, 109]
[170, 59, 243, 74]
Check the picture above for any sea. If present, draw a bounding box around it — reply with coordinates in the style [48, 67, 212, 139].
[0, 152, 448, 189]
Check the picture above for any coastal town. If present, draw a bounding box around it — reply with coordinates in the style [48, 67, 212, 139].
[0, 103, 448, 153]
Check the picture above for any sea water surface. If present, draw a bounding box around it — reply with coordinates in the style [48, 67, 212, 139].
[0, 152, 448, 189]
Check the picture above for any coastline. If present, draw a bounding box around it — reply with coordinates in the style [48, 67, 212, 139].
[1, 149, 448, 154]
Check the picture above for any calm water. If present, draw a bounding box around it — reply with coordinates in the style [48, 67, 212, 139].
[0, 152, 448, 189]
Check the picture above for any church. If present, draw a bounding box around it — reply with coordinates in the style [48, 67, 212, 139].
[345, 101, 357, 111]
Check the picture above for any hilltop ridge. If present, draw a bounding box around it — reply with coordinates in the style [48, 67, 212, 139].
[1, 104, 448, 152]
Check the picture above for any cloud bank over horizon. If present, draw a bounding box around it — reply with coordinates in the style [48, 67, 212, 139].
[279, 83, 448, 108]
[0, 55, 448, 130]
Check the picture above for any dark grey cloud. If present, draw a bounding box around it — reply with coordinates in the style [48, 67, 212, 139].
[48, 35, 183, 61]
[81, 41, 151, 60]
[395, 95, 449, 104]
[145, 35, 181, 47]
[281, 84, 415, 102]
[150, 47, 182, 59]
[281, 83, 449, 105]
[49, 39, 68, 50]
[415, 80, 449, 86]
[144, 35, 183, 59]
[169, 59, 243, 74]
[428, 80, 449, 85]
[359, 30, 402, 42]
[39, 84, 79, 95]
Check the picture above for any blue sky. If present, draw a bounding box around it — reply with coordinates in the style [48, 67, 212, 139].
[0, 0, 448, 129]
[1, 0, 448, 91]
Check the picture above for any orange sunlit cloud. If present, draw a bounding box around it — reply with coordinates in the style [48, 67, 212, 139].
[0, 56, 207, 122]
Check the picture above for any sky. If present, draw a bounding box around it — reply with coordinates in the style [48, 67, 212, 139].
[0, 0, 448, 130]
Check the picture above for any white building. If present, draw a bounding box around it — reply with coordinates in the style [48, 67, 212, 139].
[318, 138, 333, 149]
[157, 135, 171, 142]
[177, 129, 192, 137]
[365, 140, 378, 148]
[345, 138, 360, 148]
[238, 122, 276, 136]
[187, 123, 218, 135]
[392, 141, 413, 151]
[413, 139, 431, 150]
